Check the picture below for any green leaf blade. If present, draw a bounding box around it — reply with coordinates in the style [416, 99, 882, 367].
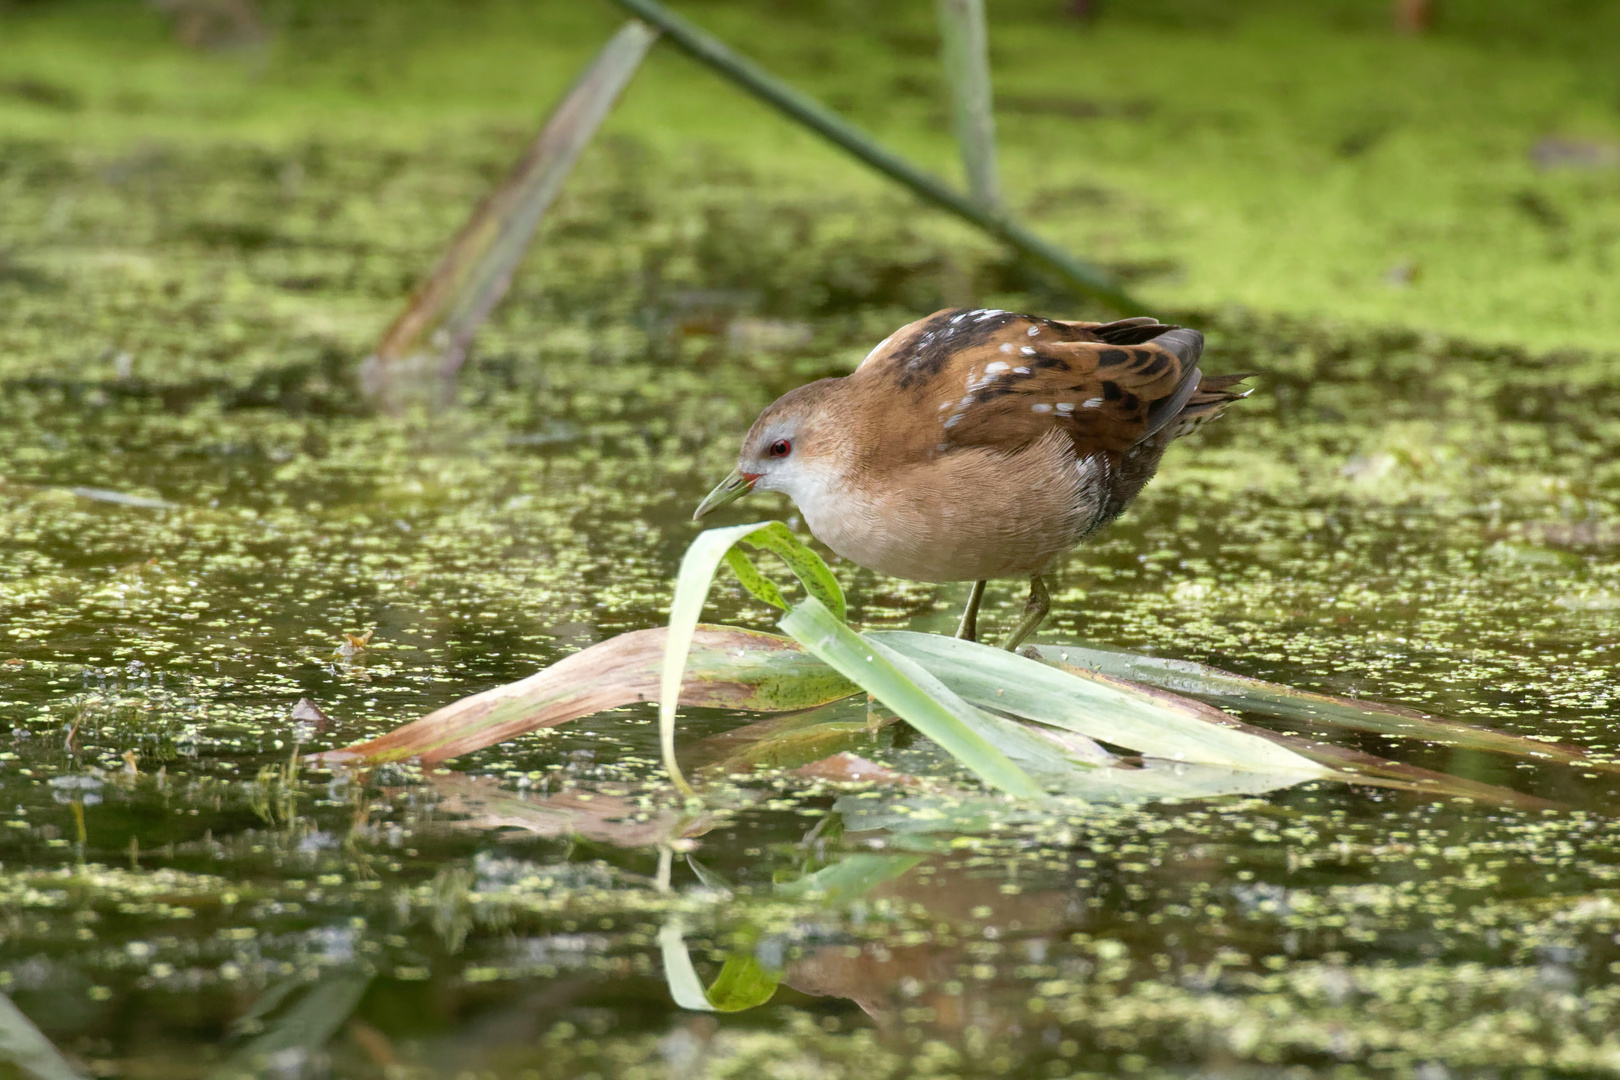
[1025, 642, 1620, 775]
[870, 630, 1325, 775]
[364, 20, 658, 406]
[740, 520, 846, 620]
[704, 954, 781, 1011]
[937, 0, 999, 208]
[779, 598, 1043, 797]
[0, 992, 87, 1080]
[661, 522, 849, 794]
[774, 853, 925, 903]
[658, 919, 717, 1012]
[658, 921, 780, 1013]
[723, 546, 788, 610]
[661, 522, 787, 793]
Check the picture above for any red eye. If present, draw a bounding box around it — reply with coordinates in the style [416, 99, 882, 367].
[769, 439, 792, 458]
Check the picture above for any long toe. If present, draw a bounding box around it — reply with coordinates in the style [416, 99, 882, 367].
[955, 580, 986, 641]
[1000, 575, 1050, 650]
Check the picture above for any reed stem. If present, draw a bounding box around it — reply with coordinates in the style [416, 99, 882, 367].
[937, 0, 1000, 209]
[362, 20, 660, 408]
[608, 0, 1143, 312]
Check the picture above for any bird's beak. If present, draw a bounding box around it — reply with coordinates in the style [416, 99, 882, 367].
[693, 468, 761, 520]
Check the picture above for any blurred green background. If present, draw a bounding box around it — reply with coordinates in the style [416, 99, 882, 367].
[2, 0, 1617, 377]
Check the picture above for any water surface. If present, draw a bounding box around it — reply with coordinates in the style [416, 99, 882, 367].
[3, 134, 1620, 1080]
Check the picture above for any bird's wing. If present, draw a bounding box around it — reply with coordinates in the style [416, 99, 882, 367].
[928, 317, 1207, 456]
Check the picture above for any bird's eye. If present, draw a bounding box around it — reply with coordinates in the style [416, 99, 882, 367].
[768, 439, 792, 458]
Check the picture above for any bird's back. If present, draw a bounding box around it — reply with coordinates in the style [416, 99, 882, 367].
[848, 307, 1241, 466]
[815, 309, 1248, 577]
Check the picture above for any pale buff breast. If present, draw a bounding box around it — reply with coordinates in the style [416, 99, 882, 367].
[798, 431, 1107, 582]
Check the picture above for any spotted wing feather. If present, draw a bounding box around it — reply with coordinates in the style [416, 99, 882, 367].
[934, 318, 1206, 456]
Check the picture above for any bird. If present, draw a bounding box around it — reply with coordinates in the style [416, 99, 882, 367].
[693, 307, 1250, 649]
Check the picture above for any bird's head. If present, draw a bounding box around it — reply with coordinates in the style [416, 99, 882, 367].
[693, 378, 845, 520]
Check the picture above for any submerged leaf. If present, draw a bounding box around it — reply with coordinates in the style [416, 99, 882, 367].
[826, 761, 1331, 829]
[67, 486, 176, 511]
[791, 752, 921, 786]
[774, 853, 926, 904]
[214, 978, 371, 1079]
[427, 773, 723, 847]
[689, 705, 884, 776]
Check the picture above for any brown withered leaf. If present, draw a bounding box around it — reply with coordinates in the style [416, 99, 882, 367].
[320, 626, 857, 766]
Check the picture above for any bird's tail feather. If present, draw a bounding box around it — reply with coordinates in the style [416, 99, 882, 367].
[1159, 373, 1253, 440]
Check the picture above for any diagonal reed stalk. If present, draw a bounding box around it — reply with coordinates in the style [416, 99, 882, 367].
[606, 0, 1143, 312]
[937, 0, 1000, 209]
[360, 20, 658, 410]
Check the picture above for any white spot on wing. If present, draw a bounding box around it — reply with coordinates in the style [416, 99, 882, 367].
[1014, 366, 1030, 375]
[1027, 325, 1040, 336]
[984, 361, 1009, 374]
[1055, 402, 1075, 414]
[1020, 346, 1037, 356]
[999, 342, 1014, 354]
[1031, 403, 1053, 413]
[1082, 397, 1104, 408]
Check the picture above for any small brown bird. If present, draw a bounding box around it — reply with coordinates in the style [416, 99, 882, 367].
[694, 308, 1249, 648]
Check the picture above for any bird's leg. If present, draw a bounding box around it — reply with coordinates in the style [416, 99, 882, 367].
[955, 579, 987, 642]
[1000, 574, 1050, 651]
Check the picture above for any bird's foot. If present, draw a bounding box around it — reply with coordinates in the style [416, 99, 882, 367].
[955, 579, 986, 642]
[999, 574, 1051, 651]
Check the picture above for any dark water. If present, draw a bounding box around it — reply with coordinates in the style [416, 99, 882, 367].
[4, 332, 1620, 1079]
[3, 136, 1620, 1079]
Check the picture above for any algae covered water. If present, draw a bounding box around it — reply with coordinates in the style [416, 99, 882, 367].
[5, 295, 1620, 1076]
[4, 3, 1620, 1075]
